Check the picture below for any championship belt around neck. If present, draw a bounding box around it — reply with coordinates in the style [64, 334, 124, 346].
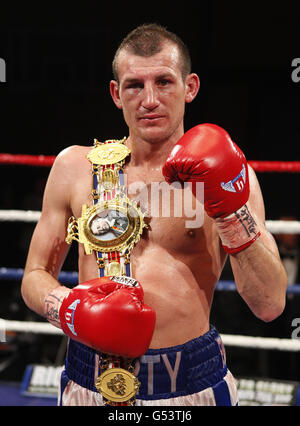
[66, 137, 146, 277]
[65, 137, 147, 406]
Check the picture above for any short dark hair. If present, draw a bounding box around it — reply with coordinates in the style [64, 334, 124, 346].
[112, 23, 192, 82]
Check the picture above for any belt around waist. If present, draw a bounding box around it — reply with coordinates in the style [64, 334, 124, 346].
[64, 326, 227, 400]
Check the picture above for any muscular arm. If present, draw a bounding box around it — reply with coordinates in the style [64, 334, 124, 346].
[229, 166, 288, 322]
[21, 148, 74, 318]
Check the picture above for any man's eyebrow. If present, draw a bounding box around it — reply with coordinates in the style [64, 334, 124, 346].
[123, 77, 142, 85]
[155, 72, 174, 80]
[123, 72, 175, 85]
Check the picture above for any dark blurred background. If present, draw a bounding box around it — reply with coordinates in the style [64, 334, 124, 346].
[0, 1, 299, 388]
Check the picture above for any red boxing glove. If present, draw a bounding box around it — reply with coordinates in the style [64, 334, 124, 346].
[45, 276, 156, 358]
[162, 123, 261, 253]
[163, 123, 249, 218]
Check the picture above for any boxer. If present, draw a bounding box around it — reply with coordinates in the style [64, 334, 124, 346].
[21, 24, 287, 406]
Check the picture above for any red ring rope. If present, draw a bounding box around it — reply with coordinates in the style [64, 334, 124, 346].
[249, 161, 300, 173]
[0, 153, 300, 172]
[0, 153, 56, 167]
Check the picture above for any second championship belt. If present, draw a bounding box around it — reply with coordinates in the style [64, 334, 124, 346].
[66, 137, 147, 406]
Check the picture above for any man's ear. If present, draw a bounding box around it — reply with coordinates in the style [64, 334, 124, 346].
[110, 80, 123, 109]
[185, 73, 200, 104]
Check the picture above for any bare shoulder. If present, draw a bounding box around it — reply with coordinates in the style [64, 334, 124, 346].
[38, 145, 93, 218]
[54, 145, 92, 167]
[48, 145, 92, 180]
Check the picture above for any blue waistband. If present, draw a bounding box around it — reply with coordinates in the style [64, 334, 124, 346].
[64, 326, 227, 400]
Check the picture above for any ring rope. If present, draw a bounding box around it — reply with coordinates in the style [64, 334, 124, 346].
[1, 267, 300, 295]
[0, 209, 299, 234]
[1, 153, 300, 172]
[221, 334, 300, 352]
[0, 267, 79, 284]
[0, 319, 63, 335]
[0, 153, 56, 167]
[1, 317, 300, 351]
[0, 209, 41, 222]
[249, 161, 300, 173]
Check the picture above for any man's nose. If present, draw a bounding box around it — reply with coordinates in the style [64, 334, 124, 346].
[141, 83, 159, 110]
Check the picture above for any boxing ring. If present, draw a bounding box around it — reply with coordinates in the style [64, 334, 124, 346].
[1, 153, 300, 406]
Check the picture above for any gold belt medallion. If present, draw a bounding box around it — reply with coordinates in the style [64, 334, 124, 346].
[66, 196, 146, 256]
[95, 367, 140, 405]
[87, 140, 131, 166]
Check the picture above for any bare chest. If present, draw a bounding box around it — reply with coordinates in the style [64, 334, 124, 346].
[70, 162, 208, 253]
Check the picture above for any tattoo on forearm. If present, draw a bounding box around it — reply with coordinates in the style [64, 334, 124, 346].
[235, 205, 258, 237]
[44, 293, 62, 325]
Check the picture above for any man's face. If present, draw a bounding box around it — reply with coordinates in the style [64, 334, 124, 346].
[110, 43, 199, 144]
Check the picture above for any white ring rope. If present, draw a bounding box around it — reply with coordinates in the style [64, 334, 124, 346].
[0, 209, 41, 222]
[1, 318, 63, 335]
[221, 334, 300, 352]
[265, 220, 300, 234]
[0, 209, 300, 234]
[1, 317, 300, 351]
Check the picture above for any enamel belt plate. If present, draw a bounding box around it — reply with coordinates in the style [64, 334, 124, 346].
[87, 141, 131, 166]
[66, 196, 146, 255]
[95, 367, 140, 403]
